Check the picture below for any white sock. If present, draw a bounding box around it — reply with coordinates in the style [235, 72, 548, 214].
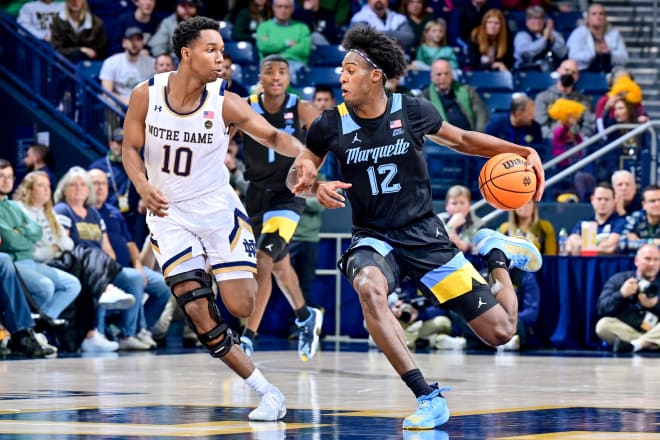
[245, 368, 270, 397]
[631, 338, 644, 352]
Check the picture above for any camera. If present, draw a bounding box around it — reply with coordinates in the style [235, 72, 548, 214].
[399, 303, 415, 323]
[638, 278, 658, 297]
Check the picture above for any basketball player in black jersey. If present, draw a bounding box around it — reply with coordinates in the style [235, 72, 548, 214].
[290, 26, 546, 430]
[238, 55, 324, 362]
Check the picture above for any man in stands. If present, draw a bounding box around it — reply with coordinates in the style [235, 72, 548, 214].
[485, 94, 543, 147]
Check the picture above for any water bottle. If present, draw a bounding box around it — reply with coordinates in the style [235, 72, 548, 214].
[558, 228, 568, 256]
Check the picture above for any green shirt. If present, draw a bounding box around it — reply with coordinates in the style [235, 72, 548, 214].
[0, 197, 42, 261]
[256, 19, 311, 63]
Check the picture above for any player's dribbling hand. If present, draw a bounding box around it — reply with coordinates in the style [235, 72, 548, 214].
[316, 181, 352, 209]
[139, 183, 169, 217]
[524, 147, 545, 201]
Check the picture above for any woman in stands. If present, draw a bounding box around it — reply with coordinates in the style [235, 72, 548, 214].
[50, 0, 107, 62]
[467, 9, 513, 72]
[498, 199, 557, 255]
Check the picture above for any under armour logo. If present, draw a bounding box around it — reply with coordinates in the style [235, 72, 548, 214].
[352, 133, 362, 143]
[436, 228, 442, 238]
[477, 297, 486, 309]
[265, 243, 274, 252]
[243, 239, 257, 257]
[154, 105, 162, 112]
[352, 266, 358, 276]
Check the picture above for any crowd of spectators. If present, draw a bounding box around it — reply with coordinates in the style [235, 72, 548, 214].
[2, 0, 658, 356]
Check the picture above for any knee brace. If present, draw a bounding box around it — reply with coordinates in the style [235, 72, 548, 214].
[166, 269, 237, 358]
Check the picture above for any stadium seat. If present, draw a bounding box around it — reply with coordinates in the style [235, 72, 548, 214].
[224, 41, 258, 66]
[480, 91, 513, 114]
[241, 64, 260, 89]
[299, 86, 315, 101]
[296, 66, 342, 87]
[463, 70, 514, 93]
[404, 69, 430, 91]
[551, 11, 584, 39]
[515, 71, 555, 98]
[76, 60, 103, 80]
[309, 44, 347, 66]
[576, 72, 608, 96]
[219, 21, 232, 41]
[505, 10, 527, 34]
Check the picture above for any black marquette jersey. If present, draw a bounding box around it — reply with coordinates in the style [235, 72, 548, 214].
[243, 93, 304, 191]
[306, 93, 444, 231]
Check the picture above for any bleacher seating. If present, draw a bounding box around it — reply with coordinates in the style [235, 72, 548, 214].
[515, 71, 555, 98]
[463, 70, 514, 93]
[576, 71, 608, 97]
[241, 64, 260, 89]
[425, 142, 483, 200]
[76, 60, 104, 81]
[309, 44, 347, 66]
[481, 91, 513, 115]
[404, 69, 430, 91]
[224, 41, 258, 66]
[551, 10, 584, 39]
[296, 66, 342, 87]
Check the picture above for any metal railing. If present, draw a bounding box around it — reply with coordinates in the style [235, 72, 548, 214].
[0, 11, 126, 156]
[472, 121, 660, 225]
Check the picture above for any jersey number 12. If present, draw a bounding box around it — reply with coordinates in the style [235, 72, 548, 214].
[367, 164, 401, 195]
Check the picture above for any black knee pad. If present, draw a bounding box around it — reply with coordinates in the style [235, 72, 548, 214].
[258, 232, 289, 261]
[341, 248, 399, 294]
[165, 269, 237, 358]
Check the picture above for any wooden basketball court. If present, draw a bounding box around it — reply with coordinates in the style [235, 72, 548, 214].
[1, 340, 659, 439]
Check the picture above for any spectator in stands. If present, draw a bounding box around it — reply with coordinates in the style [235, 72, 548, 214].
[595, 67, 647, 124]
[232, 0, 271, 44]
[255, 0, 311, 79]
[410, 19, 459, 72]
[513, 5, 567, 72]
[422, 59, 488, 132]
[400, 0, 436, 57]
[293, 0, 339, 46]
[349, 0, 415, 53]
[448, 0, 493, 48]
[88, 169, 170, 349]
[612, 169, 641, 217]
[50, 0, 107, 62]
[498, 199, 558, 254]
[225, 137, 248, 201]
[565, 182, 625, 255]
[534, 59, 595, 138]
[89, 128, 144, 243]
[620, 185, 660, 255]
[17, 0, 64, 41]
[437, 185, 483, 254]
[220, 54, 248, 97]
[22, 143, 56, 189]
[386, 280, 452, 350]
[595, 243, 660, 353]
[0, 160, 81, 324]
[311, 84, 336, 111]
[566, 3, 628, 72]
[148, 0, 199, 58]
[0, 250, 57, 357]
[425, 0, 454, 24]
[600, 99, 648, 154]
[442, 267, 541, 351]
[485, 93, 543, 147]
[467, 9, 513, 72]
[154, 52, 175, 73]
[109, 0, 165, 56]
[100, 27, 155, 106]
[53, 166, 148, 351]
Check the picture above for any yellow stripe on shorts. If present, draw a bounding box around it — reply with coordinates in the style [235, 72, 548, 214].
[421, 253, 487, 303]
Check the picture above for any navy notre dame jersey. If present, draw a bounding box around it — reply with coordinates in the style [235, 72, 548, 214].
[306, 93, 444, 230]
[243, 93, 304, 191]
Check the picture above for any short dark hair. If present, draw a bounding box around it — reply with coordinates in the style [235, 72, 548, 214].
[313, 85, 334, 99]
[341, 26, 407, 82]
[0, 158, 12, 171]
[593, 181, 615, 196]
[510, 93, 531, 114]
[172, 16, 220, 60]
[642, 184, 660, 200]
[260, 54, 289, 70]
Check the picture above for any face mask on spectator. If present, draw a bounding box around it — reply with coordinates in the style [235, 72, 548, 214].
[560, 74, 575, 87]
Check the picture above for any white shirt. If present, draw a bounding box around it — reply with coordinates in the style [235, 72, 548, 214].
[17, 0, 65, 40]
[100, 52, 155, 99]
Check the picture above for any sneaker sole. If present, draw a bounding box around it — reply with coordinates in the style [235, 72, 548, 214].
[99, 298, 135, 310]
[475, 231, 542, 272]
[248, 404, 287, 421]
[299, 310, 324, 362]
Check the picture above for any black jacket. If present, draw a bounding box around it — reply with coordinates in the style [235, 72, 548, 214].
[597, 270, 660, 330]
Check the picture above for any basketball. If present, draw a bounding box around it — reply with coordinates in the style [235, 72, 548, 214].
[479, 153, 537, 210]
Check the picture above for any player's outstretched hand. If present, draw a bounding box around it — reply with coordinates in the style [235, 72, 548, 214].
[291, 158, 318, 196]
[316, 181, 352, 209]
[139, 183, 169, 217]
[524, 147, 545, 201]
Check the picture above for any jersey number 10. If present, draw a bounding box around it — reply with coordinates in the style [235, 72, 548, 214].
[161, 145, 193, 177]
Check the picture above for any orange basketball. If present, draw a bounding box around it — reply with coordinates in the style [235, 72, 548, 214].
[479, 153, 537, 210]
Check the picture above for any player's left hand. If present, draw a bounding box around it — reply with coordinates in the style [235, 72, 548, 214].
[316, 181, 352, 208]
[523, 147, 545, 201]
[291, 158, 318, 195]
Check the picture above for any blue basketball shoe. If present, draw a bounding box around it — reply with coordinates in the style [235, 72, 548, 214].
[473, 228, 542, 272]
[295, 307, 324, 362]
[240, 336, 254, 357]
[402, 384, 451, 430]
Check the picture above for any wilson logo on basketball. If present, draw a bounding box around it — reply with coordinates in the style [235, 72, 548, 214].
[501, 158, 527, 169]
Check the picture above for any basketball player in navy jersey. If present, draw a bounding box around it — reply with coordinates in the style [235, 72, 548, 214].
[290, 26, 546, 430]
[238, 55, 324, 361]
[122, 16, 302, 421]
